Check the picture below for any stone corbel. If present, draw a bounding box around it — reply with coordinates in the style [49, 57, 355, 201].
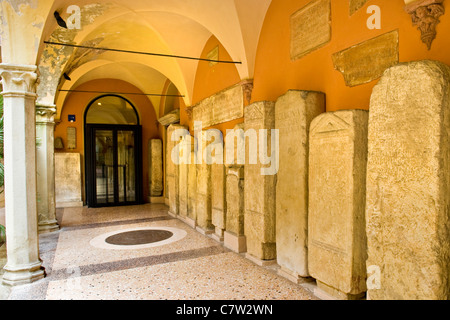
[404, 0, 445, 50]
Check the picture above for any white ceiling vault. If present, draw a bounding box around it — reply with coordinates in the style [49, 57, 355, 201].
[32, 0, 272, 119]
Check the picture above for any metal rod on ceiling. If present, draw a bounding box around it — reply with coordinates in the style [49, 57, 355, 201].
[58, 89, 185, 97]
[44, 41, 242, 64]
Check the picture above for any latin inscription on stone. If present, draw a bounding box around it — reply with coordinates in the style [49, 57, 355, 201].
[67, 127, 76, 150]
[290, 0, 331, 60]
[192, 83, 245, 129]
[332, 30, 399, 87]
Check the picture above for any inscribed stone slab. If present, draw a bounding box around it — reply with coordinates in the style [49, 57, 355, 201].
[149, 139, 163, 197]
[332, 30, 399, 87]
[55, 153, 83, 207]
[349, 0, 369, 15]
[366, 60, 450, 300]
[275, 90, 325, 278]
[308, 110, 368, 298]
[290, 0, 331, 60]
[192, 83, 244, 129]
[244, 101, 276, 261]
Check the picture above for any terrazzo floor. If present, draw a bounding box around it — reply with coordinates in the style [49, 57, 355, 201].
[1, 204, 318, 300]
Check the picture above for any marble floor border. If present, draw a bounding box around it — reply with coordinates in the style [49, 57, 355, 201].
[62, 215, 175, 231]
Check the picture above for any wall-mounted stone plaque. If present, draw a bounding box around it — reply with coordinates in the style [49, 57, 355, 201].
[332, 30, 399, 87]
[290, 0, 331, 61]
[192, 82, 247, 129]
[207, 46, 219, 67]
[67, 127, 76, 150]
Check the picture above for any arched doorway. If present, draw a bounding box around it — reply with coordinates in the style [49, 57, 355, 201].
[84, 95, 143, 207]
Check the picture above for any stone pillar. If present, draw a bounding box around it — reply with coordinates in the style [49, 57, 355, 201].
[275, 90, 324, 283]
[148, 139, 163, 202]
[0, 64, 45, 286]
[366, 60, 450, 300]
[224, 165, 246, 253]
[308, 110, 368, 300]
[36, 105, 59, 233]
[244, 101, 277, 265]
[195, 131, 213, 235]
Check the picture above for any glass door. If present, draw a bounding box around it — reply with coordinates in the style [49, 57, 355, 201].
[86, 125, 142, 207]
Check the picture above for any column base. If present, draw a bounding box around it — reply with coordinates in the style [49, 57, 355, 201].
[224, 231, 247, 253]
[38, 220, 60, 234]
[277, 266, 313, 284]
[211, 227, 224, 242]
[245, 253, 277, 267]
[314, 280, 366, 300]
[2, 261, 45, 287]
[56, 201, 83, 208]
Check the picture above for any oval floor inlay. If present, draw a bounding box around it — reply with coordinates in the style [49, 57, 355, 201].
[90, 227, 187, 250]
[105, 230, 174, 246]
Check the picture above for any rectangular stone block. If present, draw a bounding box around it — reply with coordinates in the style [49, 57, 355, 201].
[275, 90, 325, 279]
[332, 30, 399, 87]
[166, 124, 188, 216]
[211, 161, 226, 241]
[308, 110, 368, 299]
[196, 132, 213, 232]
[290, 0, 331, 60]
[187, 145, 198, 227]
[366, 60, 450, 300]
[149, 139, 163, 197]
[244, 101, 276, 261]
[192, 83, 245, 129]
[224, 165, 246, 253]
[55, 153, 83, 208]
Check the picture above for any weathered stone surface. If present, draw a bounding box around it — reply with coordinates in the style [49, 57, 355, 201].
[244, 101, 276, 261]
[224, 165, 246, 253]
[290, 0, 331, 60]
[166, 124, 188, 216]
[55, 153, 83, 207]
[196, 132, 213, 232]
[187, 144, 198, 227]
[349, 0, 369, 15]
[158, 109, 180, 127]
[211, 159, 226, 241]
[332, 30, 399, 87]
[149, 139, 163, 197]
[275, 90, 325, 280]
[192, 83, 246, 129]
[178, 136, 190, 218]
[366, 60, 450, 300]
[308, 110, 368, 299]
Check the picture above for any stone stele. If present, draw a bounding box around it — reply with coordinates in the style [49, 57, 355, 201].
[178, 135, 191, 219]
[211, 156, 226, 242]
[308, 110, 368, 300]
[195, 131, 213, 234]
[166, 124, 188, 216]
[55, 153, 83, 208]
[366, 60, 450, 300]
[290, 0, 331, 61]
[149, 139, 163, 197]
[244, 101, 277, 263]
[275, 90, 325, 283]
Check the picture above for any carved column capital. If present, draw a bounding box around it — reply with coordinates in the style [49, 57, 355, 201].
[0, 64, 38, 95]
[404, 0, 445, 50]
[36, 105, 57, 124]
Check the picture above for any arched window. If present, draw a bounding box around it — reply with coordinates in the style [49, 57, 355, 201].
[85, 95, 139, 125]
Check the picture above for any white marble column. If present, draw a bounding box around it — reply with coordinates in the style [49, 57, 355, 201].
[36, 104, 59, 233]
[0, 64, 45, 286]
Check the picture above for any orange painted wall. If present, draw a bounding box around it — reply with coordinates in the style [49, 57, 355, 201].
[55, 78, 159, 203]
[252, 0, 450, 111]
[186, 35, 243, 135]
